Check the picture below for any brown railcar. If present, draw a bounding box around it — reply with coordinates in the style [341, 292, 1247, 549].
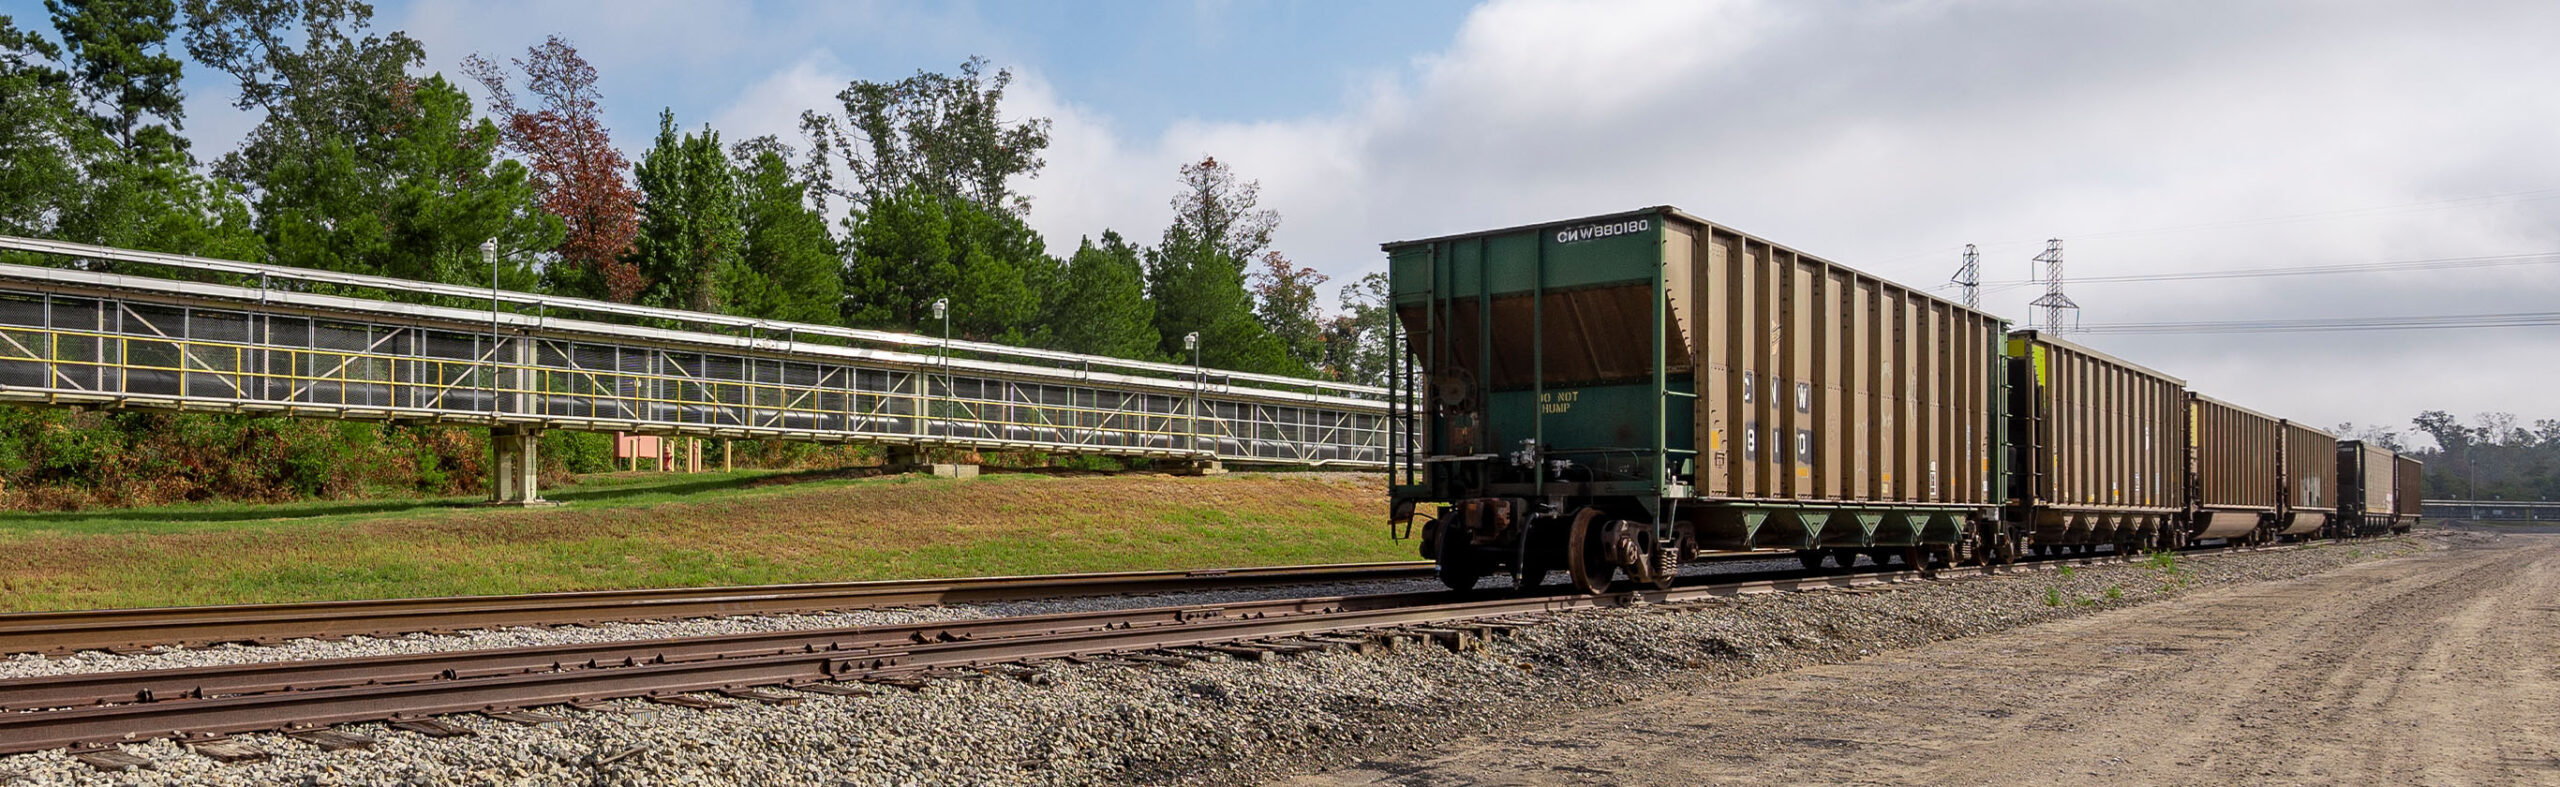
[2186, 395, 2284, 544]
[2337, 440, 2398, 537]
[2278, 421, 2338, 537]
[2004, 331, 2185, 551]
[2392, 454, 2424, 533]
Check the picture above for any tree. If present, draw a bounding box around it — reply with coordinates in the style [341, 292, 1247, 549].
[463, 36, 642, 302]
[1146, 156, 1299, 374]
[726, 137, 840, 324]
[1045, 231, 1158, 360]
[839, 188, 1048, 343]
[0, 16, 86, 238]
[798, 56, 1051, 217]
[1325, 271, 1395, 387]
[1253, 251, 1327, 371]
[628, 110, 741, 312]
[46, 0, 186, 154]
[258, 75, 560, 284]
[181, 0, 425, 190]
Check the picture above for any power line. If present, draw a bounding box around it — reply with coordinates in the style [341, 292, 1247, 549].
[2077, 310, 2560, 335]
[1867, 185, 2560, 272]
[1938, 250, 2560, 293]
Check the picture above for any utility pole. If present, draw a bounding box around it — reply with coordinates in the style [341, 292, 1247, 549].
[1952, 243, 1980, 309]
[2027, 238, 2078, 332]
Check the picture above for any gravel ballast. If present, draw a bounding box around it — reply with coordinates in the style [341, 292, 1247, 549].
[0, 560, 1814, 681]
[0, 535, 2448, 786]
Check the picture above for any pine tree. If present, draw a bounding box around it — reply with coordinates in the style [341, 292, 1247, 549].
[1146, 156, 1301, 375]
[45, 0, 186, 154]
[727, 138, 841, 324]
[1046, 231, 1159, 360]
[629, 110, 742, 313]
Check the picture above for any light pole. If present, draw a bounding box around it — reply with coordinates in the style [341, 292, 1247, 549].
[1184, 331, 1200, 455]
[932, 298, 950, 432]
[481, 239, 500, 415]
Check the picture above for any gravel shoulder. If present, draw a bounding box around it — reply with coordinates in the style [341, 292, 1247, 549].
[1287, 531, 2552, 786]
[0, 537, 2442, 786]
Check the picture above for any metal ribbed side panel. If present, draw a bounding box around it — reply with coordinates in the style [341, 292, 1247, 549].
[2014, 332, 2185, 511]
[2282, 422, 2338, 512]
[2393, 455, 2424, 516]
[2191, 395, 2282, 510]
[1689, 224, 2001, 507]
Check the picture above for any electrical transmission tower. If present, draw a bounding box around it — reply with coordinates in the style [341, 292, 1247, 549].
[1952, 243, 1980, 309]
[2027, 239, 2079, 331]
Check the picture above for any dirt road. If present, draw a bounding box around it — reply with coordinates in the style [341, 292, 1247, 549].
[1286, 534, 2560, 786]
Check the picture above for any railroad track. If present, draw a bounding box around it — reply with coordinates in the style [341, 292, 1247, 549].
[0, 544, 2284, 757]
[0, 553, 1797, 656]
[0, 561, 1444, 656]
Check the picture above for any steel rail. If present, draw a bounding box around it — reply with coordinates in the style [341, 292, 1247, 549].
[0, 544, 2288, 755]
[0, 561, 1441, 656]
[0, 553, 1799, 656]
[0, 591, 1452, 712]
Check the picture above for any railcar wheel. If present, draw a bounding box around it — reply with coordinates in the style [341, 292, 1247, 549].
[1435, 519, 1482, 591]
[1904, 546, 1933, 577]
[1567, 508, 1616, 595]
[1995, 535, 2020, 565]
[1950, 533, 1978, 567]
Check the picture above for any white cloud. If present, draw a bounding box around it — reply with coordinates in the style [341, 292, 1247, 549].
[1001, 0, 2560, 434]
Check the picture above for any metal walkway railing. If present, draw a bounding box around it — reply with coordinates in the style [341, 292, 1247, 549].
[0, 236, 1393, 468]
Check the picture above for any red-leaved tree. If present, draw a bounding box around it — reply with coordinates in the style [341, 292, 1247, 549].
[464, 36, 645, 301]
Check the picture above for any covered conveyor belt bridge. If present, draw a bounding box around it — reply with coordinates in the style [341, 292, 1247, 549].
[0, 236, 1395, 503]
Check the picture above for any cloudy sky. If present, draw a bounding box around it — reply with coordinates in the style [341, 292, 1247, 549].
[13, 0, 2557, 444]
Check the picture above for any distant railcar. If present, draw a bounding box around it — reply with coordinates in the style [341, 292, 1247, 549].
[2184, 395, 2286, 546]
[2278, 421, 2338, 540]
[2337, 440, 2399, 537]
[2392, 454, 2424, 533]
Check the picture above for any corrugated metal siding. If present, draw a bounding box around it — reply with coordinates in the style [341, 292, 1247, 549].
[2283, 422, 2338, 511]
[2280, 421, 2338, 534]
[2393, 455, 2424, 516]
[2339, 441, 2395, 515]
[2013, 332, 2185, 511]
[1686, 220, 2001, 507]
[2191, 395, 2282, 510]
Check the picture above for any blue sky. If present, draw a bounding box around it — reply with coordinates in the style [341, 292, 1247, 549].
[5, 0, 2559, 431]
[0, 0, 1471, 169]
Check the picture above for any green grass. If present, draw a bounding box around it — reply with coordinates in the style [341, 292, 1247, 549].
[0, 471, 1408, 611]
[0, 468, 870, 536]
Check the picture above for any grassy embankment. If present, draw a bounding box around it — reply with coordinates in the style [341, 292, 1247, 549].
[0, 470, 1404, 612]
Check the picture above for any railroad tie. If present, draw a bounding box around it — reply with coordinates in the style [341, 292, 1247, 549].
[388, 718, 474, 738]
[485, 710, 569, 728]
[789, 682, 878, 697]
[716, 688, 803, 706]
[71, 749, 151, 773]
[287, 729, 376, 752]
[647, 695, 733, 710]
[187, 739, 269, 763]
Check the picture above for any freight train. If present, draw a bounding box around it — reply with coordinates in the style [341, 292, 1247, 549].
[1383, 207, 2420, 593]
